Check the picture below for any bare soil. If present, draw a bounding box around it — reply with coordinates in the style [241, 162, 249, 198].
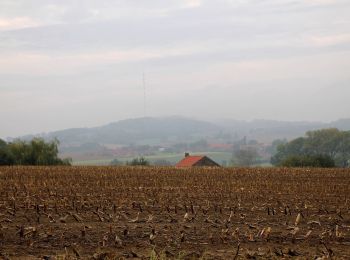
[0, 166, 350, 259]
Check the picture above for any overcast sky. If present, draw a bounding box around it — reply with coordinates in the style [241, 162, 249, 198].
[1, 0, 350, 138]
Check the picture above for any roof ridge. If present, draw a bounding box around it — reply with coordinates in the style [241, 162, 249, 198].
[175, 155, 205, 167]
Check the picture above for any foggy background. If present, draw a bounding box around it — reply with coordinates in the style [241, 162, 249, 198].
[1, 0, 350, 138]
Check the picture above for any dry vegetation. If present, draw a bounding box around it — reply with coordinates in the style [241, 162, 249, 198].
[0, 166, 350, 259]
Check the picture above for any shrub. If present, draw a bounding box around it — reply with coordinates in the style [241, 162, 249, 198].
[281, 154, 335, 168]
[127, 157, 150, 166]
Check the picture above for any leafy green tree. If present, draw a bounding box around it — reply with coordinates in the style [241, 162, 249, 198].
[281, 154, 335, 168]
[266, 139, 287, 155]
[271, 137, 305, 165]
[333, 131, 350, 167]
[7, 140, 27, 165]
[0, 139, 6, 148]
[0, 139, 14, 165]
[271, 128, 350, 167]
[304, 128, 341, 157]
[0, 138, 71, 166]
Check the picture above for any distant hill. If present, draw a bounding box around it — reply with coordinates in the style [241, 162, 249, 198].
[18, 116, 221, 146]
[213, 118, 350, 142]
[14, 117, 350, 147]
[331, 118, 350, 130]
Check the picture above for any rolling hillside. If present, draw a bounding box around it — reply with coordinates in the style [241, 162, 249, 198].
[15, 117, 350, 146]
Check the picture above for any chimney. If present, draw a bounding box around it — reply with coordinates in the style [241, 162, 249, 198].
[185, 152, 190, 157]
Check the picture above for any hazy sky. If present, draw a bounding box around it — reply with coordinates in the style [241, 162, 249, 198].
[1, 0, 350, 138]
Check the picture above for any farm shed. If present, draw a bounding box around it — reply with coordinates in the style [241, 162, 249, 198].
[176, 153, 221, 167]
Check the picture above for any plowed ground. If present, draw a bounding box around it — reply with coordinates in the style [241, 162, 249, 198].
[0, 166, 350, 259]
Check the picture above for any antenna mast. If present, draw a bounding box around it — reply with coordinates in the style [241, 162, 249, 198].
[143, 72, 146, 118]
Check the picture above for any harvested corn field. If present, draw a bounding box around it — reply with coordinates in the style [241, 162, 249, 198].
[0, 166, 350, 259]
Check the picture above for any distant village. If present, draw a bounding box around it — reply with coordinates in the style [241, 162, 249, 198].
[61, 137, 276, 166]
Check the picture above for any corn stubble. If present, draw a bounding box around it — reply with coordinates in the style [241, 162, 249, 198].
[0, 166, 349, 259]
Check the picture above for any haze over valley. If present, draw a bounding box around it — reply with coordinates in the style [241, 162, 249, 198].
[1, 0, 350, 139]
[7, 116, 349, 165]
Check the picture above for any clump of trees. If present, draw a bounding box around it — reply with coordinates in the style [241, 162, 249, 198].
[110, 157, 172, 166]
[110, 158, 123, 166]
[280, 154, 335, 168]
[0, 138, 71, 166]
[271, 128, 350, 168]
[126, 157, 150, 166]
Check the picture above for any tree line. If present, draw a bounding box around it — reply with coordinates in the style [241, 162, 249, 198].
[271, 128, 350, 168]
[2, 128, 349, 168]
[0, 138, 71, 166]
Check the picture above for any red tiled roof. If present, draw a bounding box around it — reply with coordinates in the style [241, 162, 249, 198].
[176, 156, 204, 167]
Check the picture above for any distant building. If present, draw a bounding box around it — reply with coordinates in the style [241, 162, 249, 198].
[208, 143, 233, 151]
[176, 153, 221, 167]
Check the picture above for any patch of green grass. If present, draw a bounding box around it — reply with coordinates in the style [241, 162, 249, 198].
[73, 151, 232, 166]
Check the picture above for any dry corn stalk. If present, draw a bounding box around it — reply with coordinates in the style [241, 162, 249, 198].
[305, 230, 312, 239]
[149, 232, 156, 245]
[307, 220, 321, 226]
[71, 245, 80, 258]
[71, 213, 83, 222]
[146, 214, 154, 223]
[59, 214, 69, 223]
[128, 212, 140, 223]
[115, 234, 122, 246]
[335, 225, 342, 238]
[183, 212, 190, 222]
[260, 227, 271, 239]
[295, 213, 301, 226]
[227, 210, 234, 223]
[290, 227, 300, 236]
[248, 233, 255, 242]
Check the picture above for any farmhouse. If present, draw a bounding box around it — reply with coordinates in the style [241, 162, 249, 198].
[176, 153, 221, 167]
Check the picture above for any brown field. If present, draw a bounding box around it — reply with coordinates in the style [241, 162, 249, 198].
[0, 166, 350, 259]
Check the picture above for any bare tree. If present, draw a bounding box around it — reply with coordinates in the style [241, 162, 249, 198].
[232, 147, 258, 167]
